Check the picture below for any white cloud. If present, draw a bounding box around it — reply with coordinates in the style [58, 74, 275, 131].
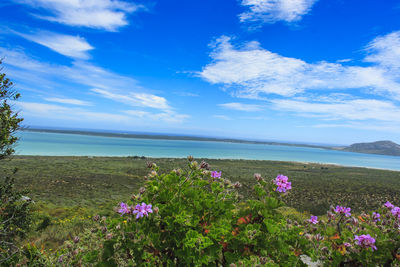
[44, 97, 92, 106]
[270, 98, 400, 122]
[15, 31, 93, 59]
[16, 102, 189, 124]
[219, 102, 262, 111]
[199, 32, 400, 132]
[0, 47, 189, 125]
[17, 101, 130, 122]
[239, 0, 317, 25]
[365, 31, 400, 70]
[13, 0, 143, 31]
[0, 47, 139, 91]
[91, 88, 171, 111]
[199, 35, 400, 99]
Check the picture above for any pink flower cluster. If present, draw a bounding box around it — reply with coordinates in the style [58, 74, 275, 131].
[384, 201, 394, 209]
[334, 206, 351, 217]
[118, 202, 153, 219]
[273, 174, 292, 193]
[385, 201, 400, 219]
[354, 234, 377, 251]
[391, 207, 400, 219]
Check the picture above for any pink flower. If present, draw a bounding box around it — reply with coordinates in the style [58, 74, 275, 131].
[133, 202, 153, 219]
[372, 212, 380, 222]
[118, 202, 130, 215]
[308, 216, 318, 224]
[273, 174, 292, 193]
[211, 171, 222, 179]
[335, 206, 351, 217]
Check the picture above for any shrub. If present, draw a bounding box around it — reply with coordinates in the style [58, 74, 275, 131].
[57, 158, 400, 266]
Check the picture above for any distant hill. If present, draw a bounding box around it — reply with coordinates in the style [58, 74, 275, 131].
[342, 141, 400, 156]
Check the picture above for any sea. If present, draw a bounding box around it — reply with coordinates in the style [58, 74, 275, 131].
[15, 131, 400, 171]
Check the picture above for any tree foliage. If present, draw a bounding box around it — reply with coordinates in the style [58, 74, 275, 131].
[0, 59, 32, 265]
[0, 59, 23, 159]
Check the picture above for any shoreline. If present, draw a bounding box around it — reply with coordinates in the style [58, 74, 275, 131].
[20, 128, 338, 150]
[13, 155, 400, 172]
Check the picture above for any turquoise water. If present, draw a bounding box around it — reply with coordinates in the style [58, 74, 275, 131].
[15, 131, 400, 171]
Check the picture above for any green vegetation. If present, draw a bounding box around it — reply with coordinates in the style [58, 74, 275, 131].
[3, 156, 399, 216]
[16, 159, 400, 266]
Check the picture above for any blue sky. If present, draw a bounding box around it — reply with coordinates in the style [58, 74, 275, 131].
[1, 0, 400, 145]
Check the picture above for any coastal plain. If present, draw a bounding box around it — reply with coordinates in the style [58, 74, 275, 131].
[3, 155, 399, 215]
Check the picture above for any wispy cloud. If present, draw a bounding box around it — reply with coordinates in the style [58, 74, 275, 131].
[14, 30, 94, 59]
[270, 98, 400, 122]
[199, 35, 400, 99]
[364, 31, 400, 69]
[12, 0, 144, 31]
[0, 47, 189, 125]
[213, 115, 232, 120]
[44, 97, 92, 106]
[219, 102, 262, 111]
[17, 101, 130, 122]
[239, 0, 318, 26]
[91, 88, 171, 111]
[124, 110, 190, 123]
[16, 102, 189, 124]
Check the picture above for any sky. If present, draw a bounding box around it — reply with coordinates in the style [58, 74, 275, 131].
[1, 0, 400, 145]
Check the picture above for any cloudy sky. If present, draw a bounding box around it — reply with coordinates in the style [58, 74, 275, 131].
[1, 0, 400, 145]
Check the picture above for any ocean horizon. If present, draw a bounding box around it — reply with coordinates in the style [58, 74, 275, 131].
[15, 131, 400, 171]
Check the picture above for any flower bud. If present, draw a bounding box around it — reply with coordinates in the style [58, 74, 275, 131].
[153, 206, 159, 214]
[73, 249, 79, 256]
[102, 226, 107, 233]
[187, 155, 194, 162]
[139, 187, 146, 194]
[254, 173, 262, 181]
[73, 236, 80, 243]
[106, 233, 113, 240]
[200, 161, 210, 170]
[304, 233, 312, 240]
[314, 234, 324, 241]
[234, 182, 242, 188]
[259, 257, 268, 265]
[116, 224, 121, 230]
[202, 170, 210, 176]
[191, 161, 198, 169]
[146, 161, 153, 168]
[173, 168, 182, 176]
[93, 215, 100, 222]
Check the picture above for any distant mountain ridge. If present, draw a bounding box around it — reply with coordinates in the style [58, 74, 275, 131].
[342, 141, 400, 156]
